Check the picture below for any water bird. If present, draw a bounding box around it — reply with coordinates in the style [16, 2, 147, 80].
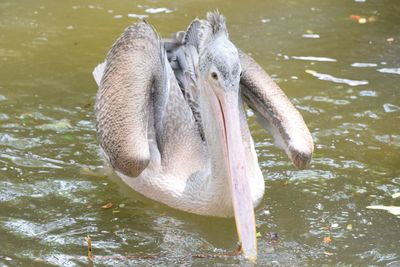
[93, 11, 313, 260]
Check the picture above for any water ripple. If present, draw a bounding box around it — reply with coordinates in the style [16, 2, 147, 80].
[306, 70, 368, 86]
[145, 8, 173, 14]
[292, 56, 336, 62]
[383, 103, 400, 113]
[375, 135, 400, 147]
[351, 62, 378, 68]
[0, 151, 64, 169]
[2, 217, 76, 239]
[0, 179, 96, 202]
[377, 68, 400, 75]
[359, 90, 377, 97]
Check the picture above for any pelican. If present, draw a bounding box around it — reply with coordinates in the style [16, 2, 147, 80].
[92, 11, 313, 260]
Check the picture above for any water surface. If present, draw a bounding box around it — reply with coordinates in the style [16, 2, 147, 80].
[0, 0, 399, 266]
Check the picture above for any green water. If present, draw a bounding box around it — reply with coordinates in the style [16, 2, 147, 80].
[0, 1, 399, 266]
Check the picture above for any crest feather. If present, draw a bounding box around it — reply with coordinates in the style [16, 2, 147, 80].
[206, 10, 227, 36]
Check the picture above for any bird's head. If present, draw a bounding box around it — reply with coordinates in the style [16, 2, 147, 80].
[197, 11, 257, 261]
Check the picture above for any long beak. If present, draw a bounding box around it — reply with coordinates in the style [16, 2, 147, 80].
[215, 90, 257, 261]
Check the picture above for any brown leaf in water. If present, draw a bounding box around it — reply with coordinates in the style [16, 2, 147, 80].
[350, 15, 361, 21]
[85, 235, 93, 261]
[101, 203, 113, 209]
[323, 236, 332, 244]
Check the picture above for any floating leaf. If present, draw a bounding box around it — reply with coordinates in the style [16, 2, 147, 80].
[350, 15, 361, 21]
[323, 236, 332, 244]
[350, 14, 367, 24]
[346, 224, 353, 230]
[256, 232, 262, 238]
[101, 203, 113, 209]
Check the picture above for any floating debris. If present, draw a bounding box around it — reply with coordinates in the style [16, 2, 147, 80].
[261, 19, 271, 23]
[323, 236, 332, 244]
[113, 15, 123, 19]
[305, 70, 368, 86]
[293, 56, 336, 62]
[377, 68, 400, 75]
[101, 203, 113, 209]
[367, 205, 400, 216]
[350, 15, 361, 21]
[85, 236, 93, 261]
[145, 8, 173, 14]
[350, 14, 367, 24]
[269, 232, 279, 242]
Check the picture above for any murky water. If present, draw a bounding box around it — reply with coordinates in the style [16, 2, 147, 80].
[1, 0, 399, 266]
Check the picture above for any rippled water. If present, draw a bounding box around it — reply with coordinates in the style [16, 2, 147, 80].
[0, 1, 399, 266]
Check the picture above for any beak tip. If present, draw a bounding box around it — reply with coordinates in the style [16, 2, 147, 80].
[288, 140, 314, 169]
[242, 249, 257, 263]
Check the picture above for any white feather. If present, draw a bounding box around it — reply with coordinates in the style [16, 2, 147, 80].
[92, 62, 106, 86]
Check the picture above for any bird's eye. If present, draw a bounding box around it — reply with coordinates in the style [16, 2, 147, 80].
[211, 72, 218, 80]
